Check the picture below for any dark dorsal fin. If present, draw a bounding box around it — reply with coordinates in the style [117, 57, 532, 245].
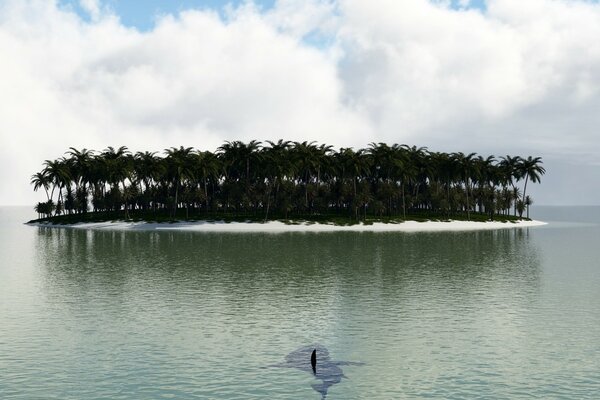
[311, 349, 317, 374]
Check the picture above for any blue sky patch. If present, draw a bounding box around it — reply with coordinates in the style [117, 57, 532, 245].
[58, 0, 276, 30]
[59, 0, 488, 32]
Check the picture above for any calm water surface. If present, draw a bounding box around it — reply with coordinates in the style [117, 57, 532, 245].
[1, 206, 599, 399]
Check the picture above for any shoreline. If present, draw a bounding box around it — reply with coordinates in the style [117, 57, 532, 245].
[27, 219, 548, 233]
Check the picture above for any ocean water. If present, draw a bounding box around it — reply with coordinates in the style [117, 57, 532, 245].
[1, 206, 599, 399]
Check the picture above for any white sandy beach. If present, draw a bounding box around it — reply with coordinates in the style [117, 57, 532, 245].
[29, 219, 547, 232]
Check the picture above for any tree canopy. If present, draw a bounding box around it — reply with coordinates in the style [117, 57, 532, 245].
[31, 141, 545, 222]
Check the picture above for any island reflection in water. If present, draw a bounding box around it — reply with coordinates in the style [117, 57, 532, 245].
[28, 226, 546, 398]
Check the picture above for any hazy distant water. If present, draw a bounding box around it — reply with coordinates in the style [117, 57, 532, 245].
[1, 206, 599, 399]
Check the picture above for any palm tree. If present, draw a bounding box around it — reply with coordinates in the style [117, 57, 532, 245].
[518, 156, 546, 205]
[66, 148, 94, 213]
[498, 155, 522, 215]
[336, 147, 371, 219]
[34, 202, 43, 219]
[134, 151, 166, 211]
[396, 145, 422, 218]
[368, 143, 399, 217]
[194, 150, 221, 213]
[511, 187, 521, 217]
[31, 172, 51, 201]
[291, 141, 321, 211]
[218, 141, 261, 185]
[164, 146, 195, 218]
[452, 152, 476, 220]
[43, 158, 72, 215]
[428, 151, 457, 218]
[34, 200, 54, 219]
[402, 145, 428, 210]
[262, 140, 293, 221]
[474, 155, 497, 216]
[217, 141, 262, 212]
[516, 199, 525, 219]
[101, 146, 132, 217]
[525, 195, 533, 219]
[499, 155, 522, 190]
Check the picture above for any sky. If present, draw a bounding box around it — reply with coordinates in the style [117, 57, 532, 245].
[1, 0, 600, 206]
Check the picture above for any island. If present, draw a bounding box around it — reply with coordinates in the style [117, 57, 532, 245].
[29, 141, 546, 231]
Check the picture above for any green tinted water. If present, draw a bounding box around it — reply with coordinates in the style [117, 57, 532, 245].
[1, 207, 599, 399]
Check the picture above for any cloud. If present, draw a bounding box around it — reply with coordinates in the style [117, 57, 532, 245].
[1, 0, 600, 205]
[80, 0, 100, 21]
[0, 0, 371, 205]
[265, 0, 339, 39]
[336, 0, 600, 152]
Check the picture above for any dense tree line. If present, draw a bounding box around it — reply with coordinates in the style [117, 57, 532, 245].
[31, 141, 545, 221]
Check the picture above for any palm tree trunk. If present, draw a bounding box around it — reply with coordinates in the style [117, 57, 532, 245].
[522, 173, 530, 202]
[465, 177, 470, 221]
[204, 178, 209, 212]
[174, 182, 179, 218]
[122, 180, 130, 219]
[246, 158, 250, 189]
[401, 183, 406, 219]
[446, 179, 451, 219]
[353, 177, 358, 220]
[317, 166, 320, 187]
[305, 172, 309, 210]
[55, 186, 62, 216]
[264, 182, 272, 222]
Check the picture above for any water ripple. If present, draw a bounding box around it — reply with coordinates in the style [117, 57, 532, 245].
[1, 209, 600, 398]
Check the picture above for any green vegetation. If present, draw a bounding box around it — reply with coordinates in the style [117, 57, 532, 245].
[30, 142, 545, 224]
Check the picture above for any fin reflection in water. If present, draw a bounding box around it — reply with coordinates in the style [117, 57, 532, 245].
[270, 344, 364, 399]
